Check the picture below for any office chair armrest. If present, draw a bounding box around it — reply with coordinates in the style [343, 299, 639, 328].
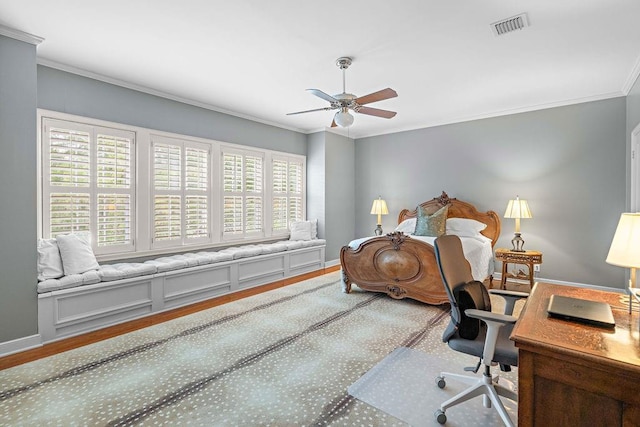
[489, 289, 529, 299]
[465, 309, 517, 364]
[489, 289, 529, 316]
[464, 309, 517, 325]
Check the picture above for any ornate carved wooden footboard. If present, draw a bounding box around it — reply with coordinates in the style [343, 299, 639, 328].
[340, 192, 500, 305]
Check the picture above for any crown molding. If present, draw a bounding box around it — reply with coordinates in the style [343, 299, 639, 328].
[34, 59, 628, 141]
[0, 24, 43, 45]
[36, 58, 307, 135]
[621, 55, 640, 95]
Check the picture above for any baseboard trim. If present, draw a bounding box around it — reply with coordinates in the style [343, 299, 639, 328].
[325, 259, 340, 268]
[494, 273, 626, 293]
[0, 334, 42, 358]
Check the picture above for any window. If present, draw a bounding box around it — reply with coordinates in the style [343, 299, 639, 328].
[222, 149, 264, 238]
[151, 135, 210, 247]
[272, 157, 304, 233]
[39, 111, 306, 258]
[42, 118, 135, 255]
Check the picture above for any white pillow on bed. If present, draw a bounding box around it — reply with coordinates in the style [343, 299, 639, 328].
[446, 218, 486, 237]
[394, 218, 417, 234]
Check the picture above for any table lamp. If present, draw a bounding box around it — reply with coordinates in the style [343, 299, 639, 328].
[504, 196, 532, 252]
[370, 196, 389, 236]
[606, 212, 640, 313]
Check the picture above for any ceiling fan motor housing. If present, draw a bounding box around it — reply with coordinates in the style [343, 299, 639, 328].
[336, 57, 352, 69]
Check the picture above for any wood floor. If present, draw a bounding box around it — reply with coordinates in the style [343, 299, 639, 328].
[0, 265, 341, 371]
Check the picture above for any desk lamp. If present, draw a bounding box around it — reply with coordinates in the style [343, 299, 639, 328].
[606, 212, 640, 313]
[370, 196, 389, 236]
[504, 196, 532, 252]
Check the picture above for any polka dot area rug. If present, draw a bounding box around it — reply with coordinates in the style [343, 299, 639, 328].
[0, 271, 517, 426]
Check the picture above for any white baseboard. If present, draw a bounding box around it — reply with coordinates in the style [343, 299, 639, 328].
[0, 334, 42, 358]
[494, 273, 626, 294]
[325, 259, 340, 268]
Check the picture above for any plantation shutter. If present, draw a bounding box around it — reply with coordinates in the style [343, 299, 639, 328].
[96, 133, 134, 247]
[185, 146, 209, 239]
[272, 157, 304, 233]
[153, 141, 182, 242]
[222, 150, 264, 238]
[288, 161, 303, 224]
[43, 119, 136, 254]
[245, 155, 263, 233]
[151, 137, 211, 247]
[272, 159, 288, 231]
[47, 126, 92, 236]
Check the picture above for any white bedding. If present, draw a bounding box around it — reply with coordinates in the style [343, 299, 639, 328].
[347, 234, 493, 282]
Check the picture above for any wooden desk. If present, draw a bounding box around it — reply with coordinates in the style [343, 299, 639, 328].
[511, 283, 640, 427]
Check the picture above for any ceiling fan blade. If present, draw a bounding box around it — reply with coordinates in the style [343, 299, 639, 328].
[307, 88, 339, 103]
[355, 88, 398, 105]
[357, 106, 397, 119]
[286, 107, 333, 115]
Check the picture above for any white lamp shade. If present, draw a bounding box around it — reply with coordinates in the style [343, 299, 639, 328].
[606, 213, 640, 268]
[504, 196, 532, 219]
[334, 110, 354, 127]
[370, 198, 389, 215]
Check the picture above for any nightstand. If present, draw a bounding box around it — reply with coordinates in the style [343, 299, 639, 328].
[494, 248, 542, 290]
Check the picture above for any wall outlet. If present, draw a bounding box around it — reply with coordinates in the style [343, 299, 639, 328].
[533, 264, 541, 272]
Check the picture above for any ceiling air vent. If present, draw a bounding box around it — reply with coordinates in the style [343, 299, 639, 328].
[491, 13, 529, 36]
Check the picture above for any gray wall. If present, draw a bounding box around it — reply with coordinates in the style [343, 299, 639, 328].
[355, 98, 627, 288]
[0, 35, 38, 342]
[307, 132, 326, 241]
[307, 131, 355, 263]
[324, 132, 355, 261]
[37, 66, 307, 155]
[628, 74, 640, 148]
[628, 73, 640, 208]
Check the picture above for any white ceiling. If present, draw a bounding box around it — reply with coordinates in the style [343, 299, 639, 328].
[2, 1, 640, 138]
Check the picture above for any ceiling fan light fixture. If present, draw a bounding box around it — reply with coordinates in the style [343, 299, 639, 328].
[334, 109, 354, 127]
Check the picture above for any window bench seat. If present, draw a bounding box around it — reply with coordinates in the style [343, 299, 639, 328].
[38, 240, 326, 343]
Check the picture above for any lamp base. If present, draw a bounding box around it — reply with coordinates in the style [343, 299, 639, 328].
[374, 224, 383, 236]
[511, 232, 525, 252]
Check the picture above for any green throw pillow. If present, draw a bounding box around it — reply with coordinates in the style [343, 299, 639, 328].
[414, 204, 448, 237]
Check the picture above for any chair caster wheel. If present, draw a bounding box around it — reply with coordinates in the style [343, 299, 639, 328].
[436, 376, 446, 389]
[435, 409, 447, 424]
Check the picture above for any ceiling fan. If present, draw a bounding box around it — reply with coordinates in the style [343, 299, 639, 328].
[287, 57, 398, 128]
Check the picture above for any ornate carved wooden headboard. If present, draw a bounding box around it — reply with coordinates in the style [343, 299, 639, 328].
[397, 191, 501, 247]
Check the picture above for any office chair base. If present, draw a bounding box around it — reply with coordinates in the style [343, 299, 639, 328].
[435, 371, 516, 427]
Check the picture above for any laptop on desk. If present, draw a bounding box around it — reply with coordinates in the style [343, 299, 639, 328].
[547, 294, 616, 329]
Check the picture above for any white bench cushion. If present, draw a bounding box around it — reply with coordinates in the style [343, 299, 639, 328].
[37, 270, 101, 293]
[144, 257, 190, 273]
[98, 263, 158, 282]
[219, 245, 264, 259]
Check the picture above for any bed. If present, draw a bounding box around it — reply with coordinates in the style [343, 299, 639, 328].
[340, 192, 501, 305]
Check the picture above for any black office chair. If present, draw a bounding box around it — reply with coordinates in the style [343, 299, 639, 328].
[433, 235, 528, 427]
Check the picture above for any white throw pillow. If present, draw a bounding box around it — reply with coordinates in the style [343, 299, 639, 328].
[310, 219, 318, 239]
[290, 221, 313, 241]
[56, 233, 100, 276]
[394, 218, 417, 234]
[37, 238, 65, 281]
[446, 218, 487, 237]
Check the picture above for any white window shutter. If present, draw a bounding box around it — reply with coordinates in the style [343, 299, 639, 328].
[222, 150, 264, 238]
[43, 119, 136, 254]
